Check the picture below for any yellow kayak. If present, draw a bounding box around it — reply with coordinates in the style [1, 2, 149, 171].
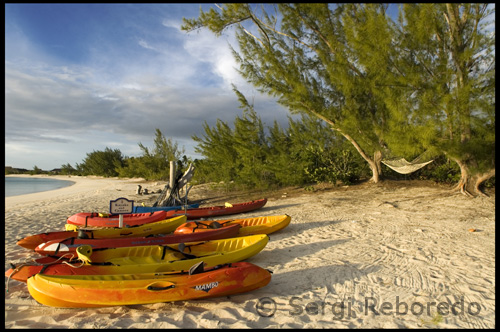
[7, 234, 269, 283]
[64, 215, 187, 237]
[17, 215, 187, 250]
[174, 214, 292, 236]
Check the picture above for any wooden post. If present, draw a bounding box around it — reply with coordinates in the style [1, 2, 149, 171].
[169, 161, 175, 190]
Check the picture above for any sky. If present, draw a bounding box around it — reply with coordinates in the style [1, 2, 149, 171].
[5, 3, 291, 170]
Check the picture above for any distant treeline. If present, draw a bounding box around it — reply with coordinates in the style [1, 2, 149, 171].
[5, 166, 60, 175]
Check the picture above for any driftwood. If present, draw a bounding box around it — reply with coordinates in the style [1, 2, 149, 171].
[153, 163, 195, 207]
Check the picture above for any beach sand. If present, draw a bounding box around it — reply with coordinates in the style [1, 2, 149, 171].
[4, 175, 495, 328]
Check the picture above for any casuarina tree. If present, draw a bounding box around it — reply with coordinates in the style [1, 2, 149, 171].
[183, 3, 494, 195]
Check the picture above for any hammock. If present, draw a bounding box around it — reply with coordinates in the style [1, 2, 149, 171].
[381, 157, 434, 174]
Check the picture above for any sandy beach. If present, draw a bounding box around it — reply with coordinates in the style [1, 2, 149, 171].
[4, 174, 495, 328]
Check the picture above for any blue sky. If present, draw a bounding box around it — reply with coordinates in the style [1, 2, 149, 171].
[5, 3, 290, 170]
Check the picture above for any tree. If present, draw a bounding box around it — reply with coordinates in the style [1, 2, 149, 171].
[117, 129, 186, 180]
[392, 4, 495, 195]
[183, 3, 495, 195]
[266, 118, 307, 186]
[77, 147, 124, 177]
[60, 163, 77, 175]
[192, 119, 239, 183]
[30, 165, 43, 175]
[138, 128, 185, 180]
[182, 4, 401, 183]
[231, 87, 271, 188]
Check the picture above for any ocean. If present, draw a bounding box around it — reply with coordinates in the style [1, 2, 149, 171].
[5, 176, 75, 197]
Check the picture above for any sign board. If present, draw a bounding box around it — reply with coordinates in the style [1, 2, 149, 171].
[110, 197, 134, 215]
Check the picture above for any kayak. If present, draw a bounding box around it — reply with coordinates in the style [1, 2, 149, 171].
[67, 211, 168, 227]
[34, 223, 242, 257]
[132, 203, 199, 213]
[64, 215, 187, 235]
[174, 214, 291, 236]
[165, 198, 268, 220]
[27, 261, 272, 308]
[16, 215, 187, 250]
[6, 234, 269, 283]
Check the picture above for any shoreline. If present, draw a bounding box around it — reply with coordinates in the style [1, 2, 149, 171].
[5, 175, 151, 209]
[5, 174, 77, 199]
[5, 177, 495, 328]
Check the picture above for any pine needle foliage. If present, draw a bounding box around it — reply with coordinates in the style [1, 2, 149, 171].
[182, 3, 494, 194]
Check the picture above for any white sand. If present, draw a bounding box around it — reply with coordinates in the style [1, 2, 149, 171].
[4, 175, 495, 328]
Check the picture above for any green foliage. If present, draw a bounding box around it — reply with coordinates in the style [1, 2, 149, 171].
[5, 167, 23, 175]
[77, 147, 124, 177]
[425, 161, 461, 184]
[231, 88, 271, 188]
[192, 89, 367, 189]
[182, 3, 495, 191]
[29, 165, 44, 175]
[265, 120, 306, 186]
[304, 147, 363, 185]
[395, 3, 496, 186]
[192, 119, 239, 183]
[116, 129, 186, 180]
[59, 163, 79, 175]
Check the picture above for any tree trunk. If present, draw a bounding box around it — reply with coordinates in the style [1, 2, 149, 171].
[339, 132, 383, 183]
[337, 131, 383, 183]
[473, 168, 495, 197]
[450, 156, 495, 197]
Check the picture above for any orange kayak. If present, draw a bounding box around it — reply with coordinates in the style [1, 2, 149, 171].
[174, 215, 291, 236]
[34, 223, 241, 256]
[165, 199, 267, 220]
[27, 261, 272, 307]
[67, 211, 168, 227]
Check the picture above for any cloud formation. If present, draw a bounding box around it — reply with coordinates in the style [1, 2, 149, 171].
[5, 4, 290, 170]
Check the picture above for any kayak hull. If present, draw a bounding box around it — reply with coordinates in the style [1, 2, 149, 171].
[67, 211, 168, 227]
[27, 262, 271, 307]
[165, 199, 267, 220]
[132, 203, 199, 213]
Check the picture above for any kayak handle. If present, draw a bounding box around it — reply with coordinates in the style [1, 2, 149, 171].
[147, 284, 176, 291]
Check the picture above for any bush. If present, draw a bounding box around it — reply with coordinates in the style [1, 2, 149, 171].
[77, 148, 124, 177]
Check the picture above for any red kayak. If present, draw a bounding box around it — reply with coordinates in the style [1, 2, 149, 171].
[67, 211, 168, 227]
[34, 223, 241, 257]
[165, 198, 268, 220]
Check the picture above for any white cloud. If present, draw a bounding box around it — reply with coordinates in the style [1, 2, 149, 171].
[183, 28, 248, 90]
[162, 18, 182, 30]
[138, 39, 157, 51]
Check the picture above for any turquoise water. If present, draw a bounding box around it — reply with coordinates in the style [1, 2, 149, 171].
[5, 177, 74, 197]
